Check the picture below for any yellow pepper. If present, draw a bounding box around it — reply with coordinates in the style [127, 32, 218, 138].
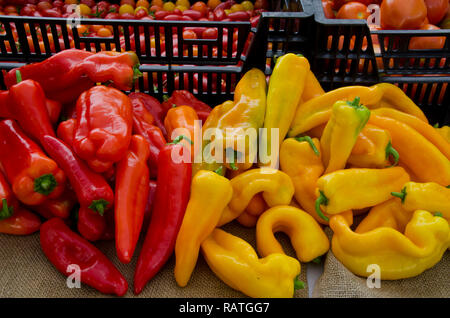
[288, 85, 383, 137]
[201, 228, 302, 298]
[330, 210, 450, 280]
[355, 199, 412, 234]
[199, 68, 267, 172]
[301, 70, 325, 102]
[320, 97, 371, 174]
[435, 125, 450, 143]
[260, 53, 310, 167]
[174, 170, 233, 287]
[236, 193, 267, 228]
[348, 124, 400, 168]
[391, 181, 450, 223]
[368, 114, 450, 186]
[374, 83, 428, 123]
[218, 167, 295, 226]
[256, 205, 330, 263]
[372, 108, 450, 159]
[315, 167, 410, 221]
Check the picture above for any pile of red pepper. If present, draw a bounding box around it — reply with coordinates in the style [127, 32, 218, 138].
[0, 49, 212, 296]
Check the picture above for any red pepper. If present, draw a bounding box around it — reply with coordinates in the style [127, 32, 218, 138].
[134, 139, 192, 294]
[0, 91, 14, 118]
[214, 0, 235, 12]
[182, 9, 203, 20]
[143, 180, 158, 227]
[0, 119, 66, 206]
[42, 135, 114, 215]
[45, 99, 62, 126]
[77, 205, 107, 242]
[161, 90, 212, 120]
[155, 10, 170, 19]
[115, 135, 150, 264]
[129, 92, 167, 138]
[7, 73, 55, 145]
[227, 11, 250, 21]
[214, 7, 226, 20]
[40, 218, 128, 296]
[4, 49, 142, 104]
[57, 118, 76, 148]
[73, 86, 133, 173]
[32, 189, 77, 219]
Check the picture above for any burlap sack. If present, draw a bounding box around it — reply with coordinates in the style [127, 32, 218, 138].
[0, 221, 309, 298]
[312, 228, 450, 298]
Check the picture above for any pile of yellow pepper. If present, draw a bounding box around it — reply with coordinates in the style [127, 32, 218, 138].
[172, 53, 450, 298]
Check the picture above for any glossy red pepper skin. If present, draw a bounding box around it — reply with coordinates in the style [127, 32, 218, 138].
[128, 92, 168, 139]
[115, 135, 150, 264]
[5, 49, 141, 104]
[161, 90, 212, 120]
[73, 86, 133, 173]
[134, 142, 192, 294]
[42, 135, 114, 215]
[77, 205, 107, 242]
[40, 218, 128, 296]
[8, 78, 55, 145]
[45, 99, 62, 126]
[32, 189, 77, 219]
[0, 120, 66, 206]
[57, 118, 76, 148]
[143, 180, 158, 228]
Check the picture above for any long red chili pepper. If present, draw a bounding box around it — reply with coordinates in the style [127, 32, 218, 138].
[134, 138, 192, 294]
[115, 135, 150, 264]
[77, 205, 107, 242]
[42, 135, 114, 215]
[0, 119, 66, 206]
[40, 217, 128, 296]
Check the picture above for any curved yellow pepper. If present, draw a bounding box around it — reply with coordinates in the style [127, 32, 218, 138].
[320, 97, 371, 174]
[435, 126, 450, 143]
[302, 70, 325, 102]
[201, 228, 301, 298]
[368, 114, 450, 186]
[315, 167, 410, 220]
[391, 181, 450, 223]
[260, 53, 310, 167]
[374, 83, 428, 123]
[256, 205, 330, 263]
[174, 170, 233, 287]
[330, 210, 450, 280]
[356, 199, 412, 234]
[218, 167, 295, 226]
[288, 85, 383, 137]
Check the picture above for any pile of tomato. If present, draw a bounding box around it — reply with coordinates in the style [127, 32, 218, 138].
[322, 0, 449, 50]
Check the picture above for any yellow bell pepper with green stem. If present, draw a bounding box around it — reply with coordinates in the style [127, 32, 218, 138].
[174, 170, 233, 287]
[330, 210, 450, 280]
[201, 228, 302, 298]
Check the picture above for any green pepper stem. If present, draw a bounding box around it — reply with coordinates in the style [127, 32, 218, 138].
[434, 212, 443, 218]
[347, 96, 361, 108]
[167, 134, 193, 145]
[0, 198, 14, 220]
[315, 191, 329, 222]
[385, 141, 400, 166]
[16, 70, 22, 84]
[295, 135, 320, 156]
[34, 174, 57, 196]
[294, 276, 305, 290]
[214, 166, 224, 176]
[88, 199, 109, 216]
[391, 187, 407, 203]
[133, 65, 143, 81]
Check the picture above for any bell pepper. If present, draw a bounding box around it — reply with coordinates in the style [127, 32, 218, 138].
[218, 167, 295, 226]
[174, 170, 233, 287]
[315, 167, 410, 221]
[260, 54, 310, 167]
[134, 139, 192, 295]
[130, 95, 166, 179]
[435, 125, 450, 143]
[200, 68, 267, 172]
[201, 228, 301, 298]
[57, 118, 76, 148]
[32, 189, 77, 219]
[40, 218, 128, 296]
[320, 97, 371, 174]
[391, 182, 450, 222]
[73, 85, 133, 173]
[301, 70, 325, 102]
[115, 135, 150, 264]
[161, 90, 212, 124]
[330, 210, 450, 280]
[129, 92, 168, 139]
[368, 114, 450, 186]
[372, 108, 450, 160]
[256, 205, 330, 263]
[288, 85, 383, 137]
[0, 119, 66, 206]
[5, 49, 142, 104]
[348, 124, 400, 168]
[355, 198, 412, 234]
[42, 135, 114, 215]
[45, 98, 62, 126]
[164, 105, 200, 161]
[375, 83, 428, 123]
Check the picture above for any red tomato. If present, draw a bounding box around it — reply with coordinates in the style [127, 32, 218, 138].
[202, 27, 218, 39]
[380, 0, 427, 30]
[424, 0, 449, 25]
[190, 1, 207, 16]
[135, 7, 148, 18]
[20, 4, 36, 15]
[336, 2, 369, 20]
[409, 24, 446, 49]
[105, 12, 120, 19]
[322, 0, 335, 19]
[109, 4, 120, 12]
